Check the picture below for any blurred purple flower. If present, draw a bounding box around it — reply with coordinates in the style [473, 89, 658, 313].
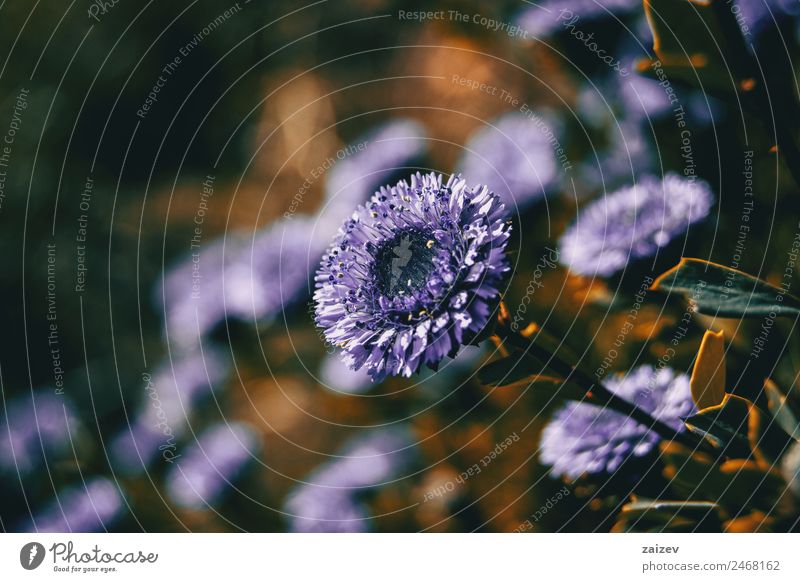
[559, 173, 714, 276]
[225, 216, 322, 322]
[0, 391, 77, 475]
[457, 112, 561, 212]
[618, 74, 674, 121]
[157, 120, 428, 347]
[578, 118, 654, 190]
[157, 237, 241, 347]
[284, 427, 415, 532]
[736, 0, 800, 34]
[540, 365, 694, 479]
[319, 352, 373, 394]
[109, 421, 168, 475]
[516, 0, 640, 38]
[109, 347, 230, 475]
[284, 490, 368, 533]
[321, 119, 428, 236]
[165, 421, 259, 509]
[26, 477, 123, 533]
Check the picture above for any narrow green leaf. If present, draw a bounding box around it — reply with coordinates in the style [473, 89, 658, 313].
[642, 0, 732, 96]
[615, 498, 722, 532]
[684, 394, 753, 457]
[747, 402, 798, 465]
[477, 353, 560, 388]
[622, 499, 718, 516]
[652, 258, 800, 318]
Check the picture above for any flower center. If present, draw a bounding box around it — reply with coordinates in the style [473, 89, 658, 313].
[374, 229, 436, 297]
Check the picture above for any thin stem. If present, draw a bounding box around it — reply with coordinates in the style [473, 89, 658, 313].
[498, 325, 711, 454]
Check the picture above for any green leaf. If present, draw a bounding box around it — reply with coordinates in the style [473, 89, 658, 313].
[481, 326, 588, 391]
[477, 354, 560, 388]
[764, 380, 800, 440]
[746, 402, 798, 465]
[623, 499, 719, 516]
[651, 258, 800, 318]
[641, 0, 733, 96]
[615, 498, 722, 532]
[660, 443, 784, 513]
[684, 394, 753, 457]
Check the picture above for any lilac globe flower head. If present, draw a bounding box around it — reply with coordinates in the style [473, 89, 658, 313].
[284, 488, 369, 533]
[618, 73, 675, 121]
[158, 237, 242, 348]
[109, 347, 230, 475]
[577, 118, 654, 191]
[324, 119, 428, 214]
[540, 365, 695, 479]
[319, 352, 373, 394]
[457, 112, 561, 212]
[559, 173, 714, 276]
[736, 0, 800, 35]
[26, 477, 123, 533]
[1, 391, 78, 475]
[109, 420, 170, 475]
[314, 172, 512, 381]
[312, 119, 429, 257]
[309, 426, 415, 490]
[284, 427, 415, 532]
[158, 121, 427, 348]
[158, 217, 321, 346]
[225, 215, 322, 322]
[165, 421, 260, 510]
[516, 0, 641, 38]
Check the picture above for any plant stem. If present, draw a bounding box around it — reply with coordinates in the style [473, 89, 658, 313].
[497, 324, 711, 453]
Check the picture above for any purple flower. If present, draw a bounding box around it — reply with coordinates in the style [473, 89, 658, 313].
[109, 421, 169, 475]
[224, 216, 323, 323]
[457, 112, 562, 212]
[286, 492, 369, 533]
[0, 391, 77, 475]
[559, 173, 714, 276]
[26, 477, 123, 532]
[618, 74, 675, 121]
[109, 347, 230, 475]
[319, 352, 373, 394]
[735, 0, 800, 34]
[284, 427, 414, 532]
[157, 120, 428, 347]
[165, 421, 259, 509]
[157, 238, 241, 347]
[314, 172, 511, 380]
[323, 119, 428, 223]
[516, 0, 640, 37]
[577, 118, 654, 190]
[540, 366, 695, 479]
[159, 221, 324, 348]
